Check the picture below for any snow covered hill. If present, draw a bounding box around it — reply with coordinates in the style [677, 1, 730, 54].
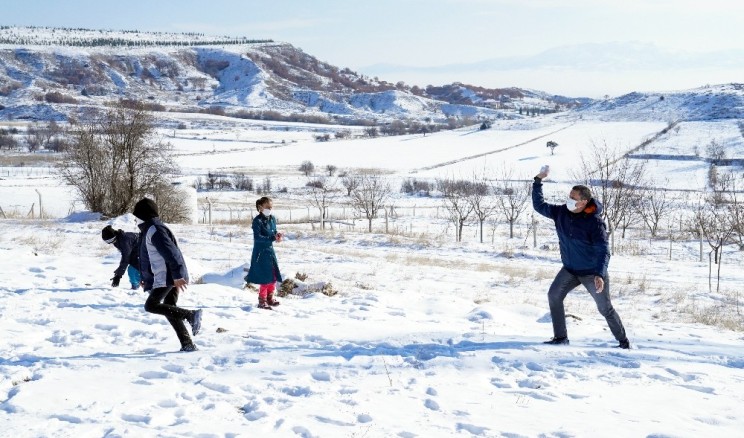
[0, 26, 580, 124]
[577, 83, 744, 122]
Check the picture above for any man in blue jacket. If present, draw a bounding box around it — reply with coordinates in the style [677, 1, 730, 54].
[532, 166, 629, 349]
[134, 197, 203, 352]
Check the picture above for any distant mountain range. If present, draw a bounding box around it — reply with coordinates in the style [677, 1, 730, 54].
[0, 27, 742, 124]
[364, 42, 744, 74]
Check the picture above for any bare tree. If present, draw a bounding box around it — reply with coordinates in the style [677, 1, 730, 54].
[493, 171, 531, 239]
[350, 174, 391, 232]
[335, 130, 351, 140]
[151, 182, 192, 224]
[438, 178, 476, 242]
[306, 176, 339, 229]
[617, 191, 642, 238]
[341, 173, 359, 196]
[25, 123, 45, 152]
[708, 165, 734, 206]
[572, 141, 647, 242]
[299, 160, 315, 176]
[326, 164, 337, 176]
[706, 139, 727, 162]
[467, 176, 496, 243]
[727, 177, 744, 251]
[232, 173, 253, 191]
[546, 140, 558, 155]
[492, 167, 531, 239]
[639, 185, 672, 237]
[692, 194, 735, 293]
[57, 105, 178, 217]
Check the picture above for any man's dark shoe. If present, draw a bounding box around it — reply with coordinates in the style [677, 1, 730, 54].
[188, 309, 203, 336]
[543, 336, 569, 345]
[180, 343, 198, 352]
[615, 339, 631, 349]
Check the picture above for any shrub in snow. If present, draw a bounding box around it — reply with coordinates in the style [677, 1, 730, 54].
[278, 275, 337, 298]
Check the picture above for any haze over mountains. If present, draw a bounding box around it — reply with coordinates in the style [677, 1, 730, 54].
[0, 26, 742, 124]
[364, 42, 744, 97]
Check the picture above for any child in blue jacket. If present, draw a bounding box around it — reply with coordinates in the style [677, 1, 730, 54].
[245, 196, 284, 309]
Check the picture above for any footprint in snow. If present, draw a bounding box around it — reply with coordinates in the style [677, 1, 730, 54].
[424, 399, 440, 411]
[314, 416, 355, 426]
[282, 386, 311, 397]
[456, 423, 489, 436]
[311, 371, 331, 382]
[490, 377, 512, 389]
[139, 371, 170, 380]
[525, 362, 546, 372]
[240, 399, 268, 421]
[49, 414, 81, 424]
[200, 381, 232, 394]
[509, 389, 555, 402]
[291, 426, 316, 438]
[157, 399, 178, 408]
[664, 368, 699, 382]
[121, 414, 151, 424]
[162, 364, 185, 373]
[681, 384, 715, 394]
[517, 378, 549, 389]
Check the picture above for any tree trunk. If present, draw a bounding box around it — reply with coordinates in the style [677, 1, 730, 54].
[509, 220, 514, 239]
[368, 218, 372, 232]
[717, 244, 723, 293]
[480, 220, 484, 243]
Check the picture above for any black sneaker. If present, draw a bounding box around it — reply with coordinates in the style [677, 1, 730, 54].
[615, 339, 631, 349]
[180, 343, 198, 352]
[188, 309, 203, 336]
[543, 336, 569, 345]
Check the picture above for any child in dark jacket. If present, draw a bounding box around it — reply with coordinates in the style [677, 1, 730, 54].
[245, 196, 284, 309]
[133, 197, 203, 352]
[101, 225, 141, 290]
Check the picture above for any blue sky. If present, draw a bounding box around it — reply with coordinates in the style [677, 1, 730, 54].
[4, 0, 743, 96]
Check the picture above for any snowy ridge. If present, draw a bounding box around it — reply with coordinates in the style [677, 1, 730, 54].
[0, 25, 270, 46]
[578, 83, 744, 121]
[0, 26, 581, 124]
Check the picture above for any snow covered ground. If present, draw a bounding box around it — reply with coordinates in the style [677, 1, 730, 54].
[2, 116, 744, 436]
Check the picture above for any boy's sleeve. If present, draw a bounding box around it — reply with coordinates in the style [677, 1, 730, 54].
[113, 238, 131, 277]
[150, 229, 188, 280]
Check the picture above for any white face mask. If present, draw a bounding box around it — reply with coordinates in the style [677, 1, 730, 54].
[262, 209, 272, 217]
[566, 197, 578, 211]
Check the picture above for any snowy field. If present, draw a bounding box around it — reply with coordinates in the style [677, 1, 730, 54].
[2, 116, 744, 437]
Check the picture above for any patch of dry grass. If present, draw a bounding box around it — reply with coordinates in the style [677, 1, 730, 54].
[13, 234, 65, 255]
[0, 154, 60, 167]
